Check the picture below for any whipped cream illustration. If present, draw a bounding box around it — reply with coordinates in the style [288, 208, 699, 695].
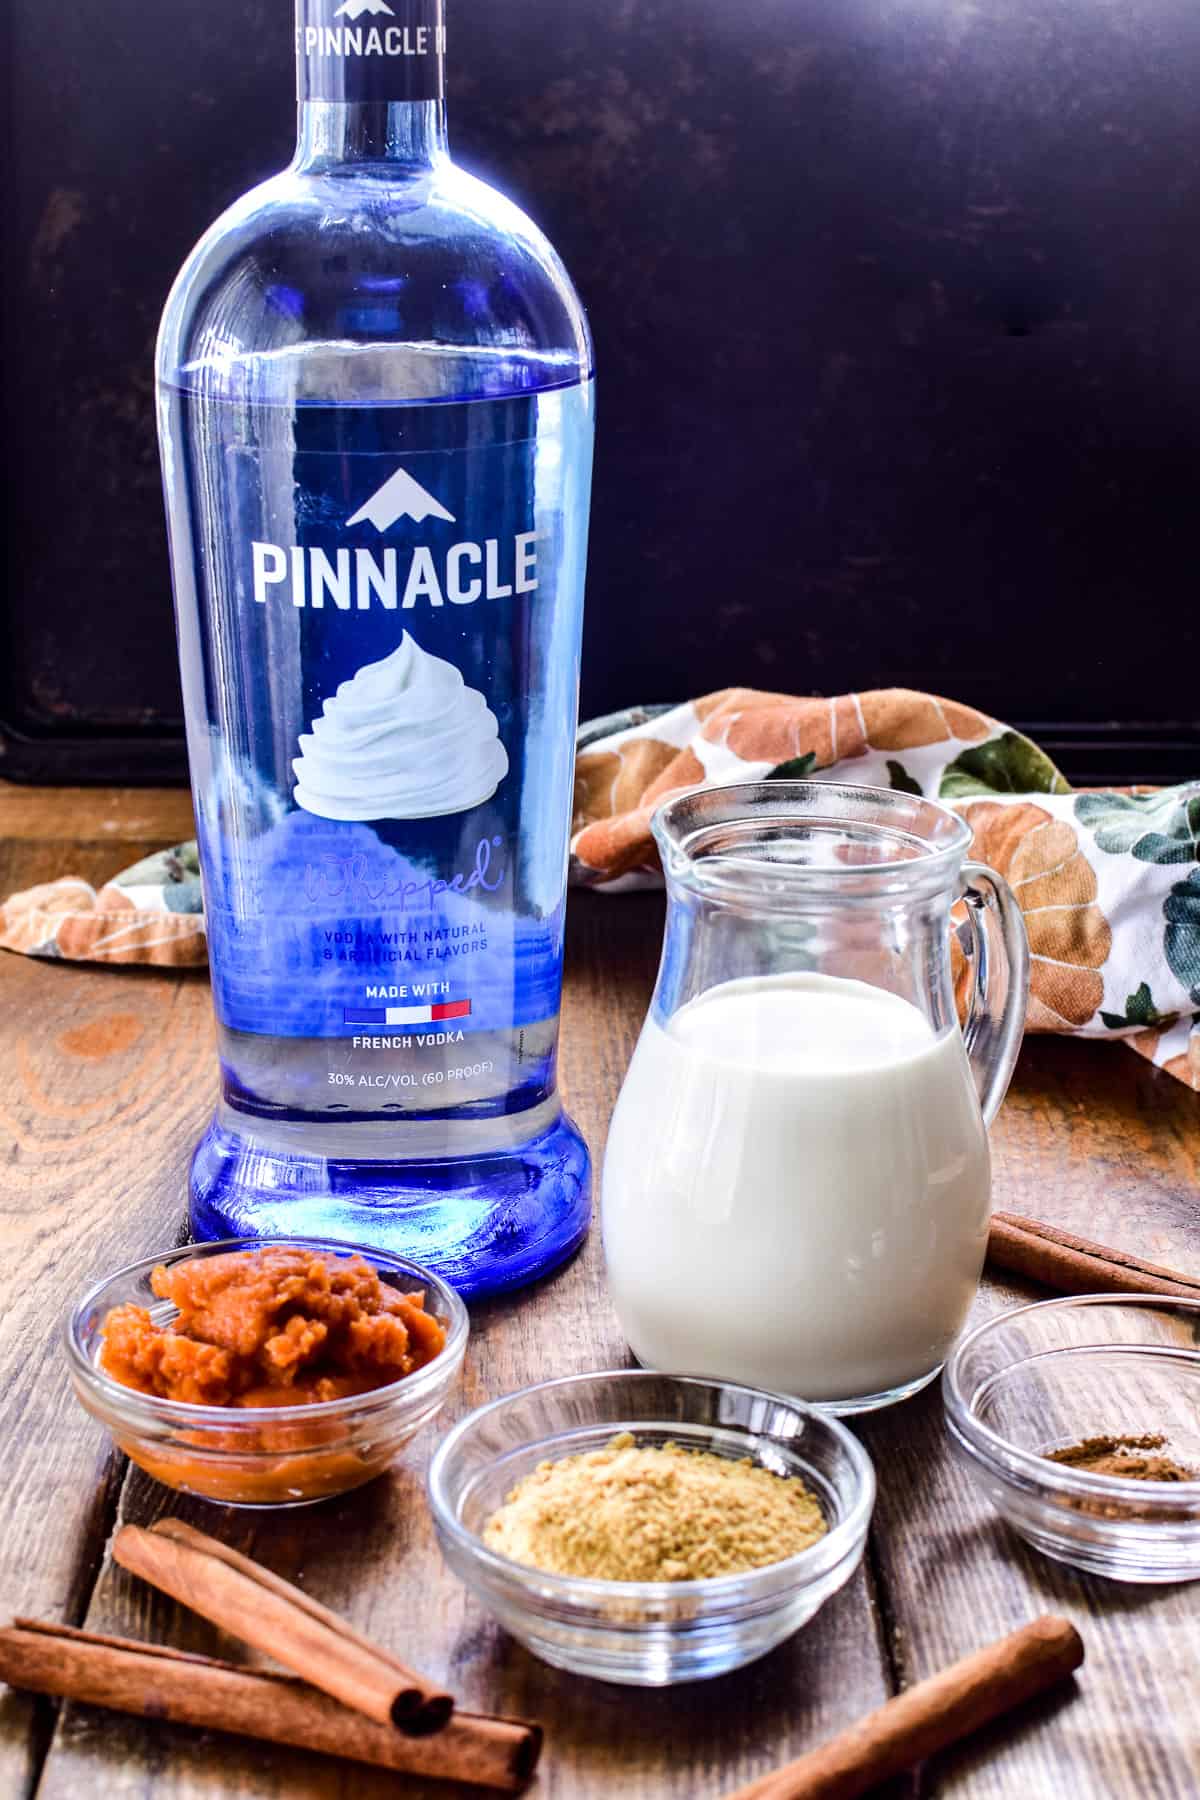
[292, 633, 509, 821]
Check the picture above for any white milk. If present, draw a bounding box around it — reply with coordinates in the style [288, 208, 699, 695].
[601, 972, 990, 1406]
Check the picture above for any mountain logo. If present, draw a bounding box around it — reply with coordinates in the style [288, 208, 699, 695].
[347, 466, 457, 530]
[333, 0, 395, 18]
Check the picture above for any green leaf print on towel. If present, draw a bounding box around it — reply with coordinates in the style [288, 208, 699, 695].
[766, 753, 818, 781]
[939, 732, 1070, 800]
[1164, 869, 1200, 1006]
[1099, 982, 1178, 1033]
[886, 760, 923, 796]
[112, 841, 205, 914]
[1075, 788, 1200, 865]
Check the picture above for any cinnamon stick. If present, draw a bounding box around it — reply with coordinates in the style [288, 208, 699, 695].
[114, 1521, 452, 1734]
[724, 1615, 1084, 1800]
[150, 1518, 453, 1729]
[988, 1212, 1200, 1302]
[0, 1620, 538, 1792]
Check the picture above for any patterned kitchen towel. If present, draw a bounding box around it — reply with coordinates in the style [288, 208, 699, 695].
[571, 689, 1200, 1089]
[1, 687, 1197, 1086]
[0, 842, 207, 968]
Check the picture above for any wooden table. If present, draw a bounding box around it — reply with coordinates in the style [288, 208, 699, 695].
[1, 782, 1198, 1798]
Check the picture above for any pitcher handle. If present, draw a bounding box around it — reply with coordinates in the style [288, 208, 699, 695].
[958, 860, 1031, 1127]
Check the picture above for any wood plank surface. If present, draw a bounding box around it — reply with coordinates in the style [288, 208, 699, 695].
[0, 778, 195, 909]
[0, 782, 195, 848]
[0, 848, 890, 1800]
[1, 787, 1198, 1798]
[0, 950, 213, 1792]
[861, 1038, 1200, 1798]
[0, 789, 212, 1800]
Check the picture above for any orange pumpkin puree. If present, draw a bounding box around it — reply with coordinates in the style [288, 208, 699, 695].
[100, 1247, 446, 1407]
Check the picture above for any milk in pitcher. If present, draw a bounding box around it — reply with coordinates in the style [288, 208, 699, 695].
[601, 972, 991, 1408]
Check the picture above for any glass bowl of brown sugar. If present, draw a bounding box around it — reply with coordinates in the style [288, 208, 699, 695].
[944, 1294, 1200, 1582]
[427, 1369, 875, 1685]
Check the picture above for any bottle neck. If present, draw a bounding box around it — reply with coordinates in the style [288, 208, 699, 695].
[295, 100, 447, 170]
[294, 0, 447, 170]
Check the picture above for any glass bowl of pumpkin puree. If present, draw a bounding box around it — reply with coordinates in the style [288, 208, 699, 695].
[66, 1238, 468, 1507]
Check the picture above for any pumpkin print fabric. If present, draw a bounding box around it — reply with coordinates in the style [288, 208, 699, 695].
[0, 843, 206, 968]
[571, 689, 1200, 1091]
[954, 801, 1111, 1033]
[2, 688, 1198, 1089]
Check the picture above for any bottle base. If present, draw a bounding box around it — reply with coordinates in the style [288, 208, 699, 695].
[189, 1106, 591, 1300]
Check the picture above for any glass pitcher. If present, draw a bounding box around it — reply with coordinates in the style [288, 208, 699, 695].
[601, 781, 1029, 1414]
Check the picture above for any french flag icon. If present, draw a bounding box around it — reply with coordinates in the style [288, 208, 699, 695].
[344, 999, 472, 1026]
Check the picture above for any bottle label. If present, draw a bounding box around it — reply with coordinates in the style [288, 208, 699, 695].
[296, 0, 445, 104]
[195, 389, 592, 1053]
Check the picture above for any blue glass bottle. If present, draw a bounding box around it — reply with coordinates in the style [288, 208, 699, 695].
[156, 0, 594, 1296]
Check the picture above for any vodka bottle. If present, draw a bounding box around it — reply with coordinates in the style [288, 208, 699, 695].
[157, 0, 594, 1296]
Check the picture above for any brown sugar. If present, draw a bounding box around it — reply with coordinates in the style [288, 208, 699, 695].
[483, 1432, 827, 1582]
[100, 1247, 446, 1407]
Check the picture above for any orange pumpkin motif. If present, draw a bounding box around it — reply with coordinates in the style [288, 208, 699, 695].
[959, 801, 1112, 1030]
[573, 738, 681, 833]
[1129, 1027, 1200, 1091]
[700, 687, 993, 768]
[572, 688, 1002, 880]
[0, 879, 206, 968]
[572, 737, 706, 877]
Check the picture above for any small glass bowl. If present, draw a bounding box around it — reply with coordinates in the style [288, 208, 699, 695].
[944, 1294, 1200, 1582]
[66, 1237, 468, 1508]
[427, 1369, 875, 1685]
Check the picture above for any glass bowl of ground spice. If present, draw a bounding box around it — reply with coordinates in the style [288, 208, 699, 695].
[67, 1238, 468, 1506]
[427, 1369, 875, 1685]
[944, 1294, 1200, 1582]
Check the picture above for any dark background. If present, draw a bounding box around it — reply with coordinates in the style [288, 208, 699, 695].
[4, 0, 1200, 785]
